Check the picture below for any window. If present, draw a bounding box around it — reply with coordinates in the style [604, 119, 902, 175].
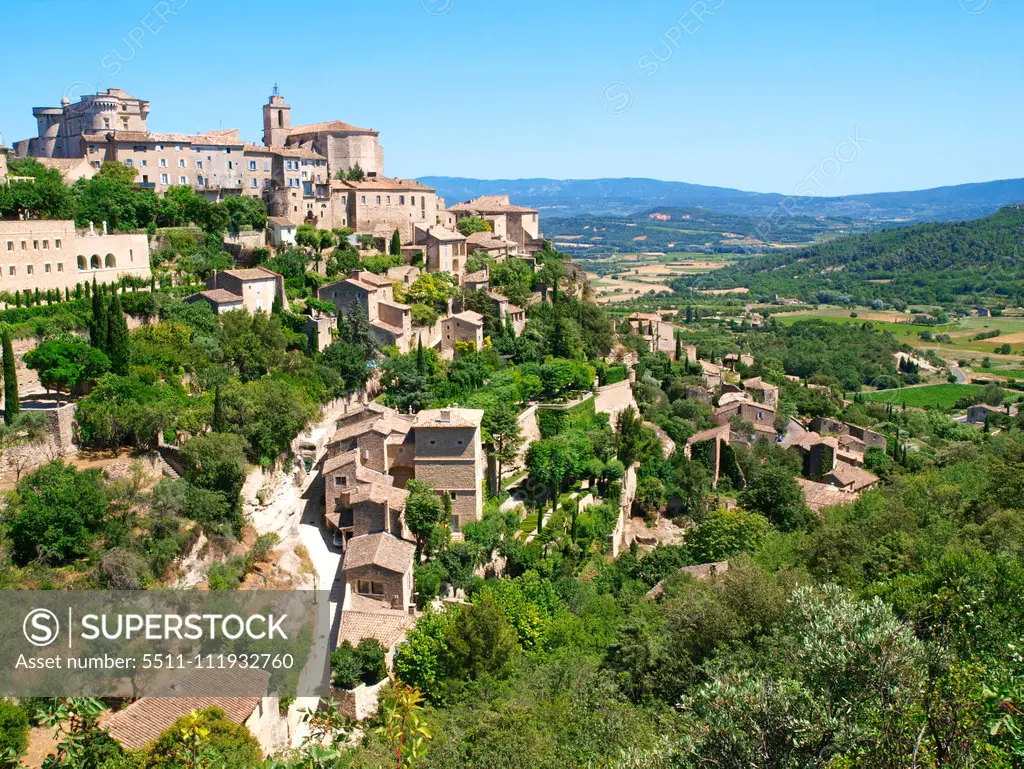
[55, 239, 61, 250]
[399, 195, 405, 205]
[125, 159, 133, 168]
[451, 515, 460, 532]
[178, 159, 186, 168]
[103, 118, 110, 128]
[44, 264, 50, 273]
[370, 582, 384, 596]
[159, 158, 167, 168]
[25, 265, 32, 275]
[356, 580, 370, 595]
[7, 267, 13, 276]
[227, 160, 233, 170]
[57, 263, 63, 272]
[196, 160, 203, 169]
[5, 242, 12, 252]
[140, 159, 147, 167]
[248, 160, 257, 171]
[263, 161, 270, 171]
[179, 175, 187, 184]
[251, 178, 258, 188]
[175, 145, 182, 151]
[20, 241, 25, 251]
[360, 195, 366, 204]
[335, 476, 347, 486]
[42, 240, 49, 250]
[411, 196, 415, 205]
[386, 196, 391, 205]
[375, 196, 381, 205]
[121, 118, 128, 129]
[160, 173, 169, 184]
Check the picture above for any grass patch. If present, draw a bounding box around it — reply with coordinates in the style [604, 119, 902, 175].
[862, 383, 980, 409]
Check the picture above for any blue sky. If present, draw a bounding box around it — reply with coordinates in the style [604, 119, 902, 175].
[2, 0, 1021, 195]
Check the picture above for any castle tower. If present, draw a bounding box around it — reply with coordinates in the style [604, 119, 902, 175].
[262, 85, 291, 147]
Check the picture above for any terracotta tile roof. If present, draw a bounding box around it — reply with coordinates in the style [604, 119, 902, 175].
[338, 609, 413, 649]
[420, 225, 465, 242]
[337, 177, 433, 192]
[465, 231, 506, 246]
[718, 391, 752, 407]
[370, 415, 414, 436]
[506, 303, 525, 315]
[448, 310, 484, 326]
[344, 532, 415, 573]
[220, 266, 280, 281]
[94, 130, 244, 147]
[686, 424, 729, 445]
[268, 216, 295, 227]
[287, 119, 378, 137]
[193, 288, 242, 305]
[824, 463, 878, 492]
[351, 270, 394, 287]
[102, 669, 268, 751]
[323, 448, 359, 475]
[342, 481, 409, 509]
[449, 195, 537, 214]
[487, 290, 507, 304]
[797, 477, 858, 512]
[700, 360, 721, 375]
[414, 406, 484, 428]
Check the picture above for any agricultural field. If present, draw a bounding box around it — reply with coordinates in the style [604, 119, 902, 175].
[582, 253, 736, 303]
[861, 383, 981, 409]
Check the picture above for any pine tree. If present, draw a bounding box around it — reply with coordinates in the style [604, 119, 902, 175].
[89, 282, 108, 353]
[390, 229, 402, 257]
[106, 292, 131, 376]
[685, 306, 693, 323]
[3, 327, 18, 424]
[212, 385, 226, 432]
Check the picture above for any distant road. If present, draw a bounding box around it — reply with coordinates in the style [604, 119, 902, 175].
[949, 364, 968, 384]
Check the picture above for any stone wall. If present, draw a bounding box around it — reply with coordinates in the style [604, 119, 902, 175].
[0, 402, 78, 482]
[610, 464, 637, 557]
[502, 405, 541, 478]
[594, 379, 636, 423]
[332, 678, 389, 722]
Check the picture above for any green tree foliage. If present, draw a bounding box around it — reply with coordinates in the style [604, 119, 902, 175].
[390, 228, 403, 256]
[738, 462, 811, 532]
[24, 336, 110, 403]
[406, 480, 447, 554]
[456, 216, 491, 237]
[686, 506, 770, 563]
[142, 706, 263, 769]
[180, 432, 248, 504]
[6, 461, 107, 566]
[0, 158, 75, 220]
[2, 327, 19, 424]
[105, 293, 131, 376]
[330, 639, 388, 689]
[0, 700, 29, 763]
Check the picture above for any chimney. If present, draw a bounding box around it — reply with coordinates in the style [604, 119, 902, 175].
[439, 409, 451, 424]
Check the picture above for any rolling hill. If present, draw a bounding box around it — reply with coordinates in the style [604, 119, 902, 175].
[419, 176, 1024, 223]
[678, 205, 1024, 307]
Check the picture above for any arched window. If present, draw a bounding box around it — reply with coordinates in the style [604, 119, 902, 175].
[77, 255, 87, 271]
[90, 254, 100, 269]
[278, 110, 284, 128]
[104, 254, 116, 268]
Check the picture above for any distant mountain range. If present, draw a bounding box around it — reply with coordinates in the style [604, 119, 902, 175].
[418, 176, 1024, 223]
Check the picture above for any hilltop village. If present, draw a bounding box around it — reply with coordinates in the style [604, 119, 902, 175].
[0, 87, 1021, 768]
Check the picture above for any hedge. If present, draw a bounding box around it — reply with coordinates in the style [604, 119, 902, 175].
[537, 396, 595, 438]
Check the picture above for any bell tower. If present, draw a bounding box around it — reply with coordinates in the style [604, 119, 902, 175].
[262, 84, 291, 147]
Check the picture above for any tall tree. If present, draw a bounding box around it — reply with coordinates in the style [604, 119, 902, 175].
[483, 401, 524, 493]
[2, 327, 19, 424]
[89, 280, 107, 353]
[106, 293, 131, 376]
[390, 228, 402, 257]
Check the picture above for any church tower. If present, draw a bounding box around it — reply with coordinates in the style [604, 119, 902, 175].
[262, 84, 291, 147]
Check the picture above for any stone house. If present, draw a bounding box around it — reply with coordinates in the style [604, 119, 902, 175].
[184, 288, 245, 315]
[267, 216, 297, 247]
[488, 291, 526, 335]
[966, 402, 1018, 423]
[202, 267, 287, 314]
[809, 416, 887, 452]
[341, 532, 416, 612]
[413, 407, 485, 531]
[448, 195, 542, 254]
[0, 219, 150, 294]
[441, 311, 484, 353]
[335, 178, 439, 243]
[462, 269, 489, 292]
[822, 463, 879, 493]
[465, 230, 513, 260]
[414, 225, 467, 277]
[319, 270, 414, 352]
[742, 376, 779, 409]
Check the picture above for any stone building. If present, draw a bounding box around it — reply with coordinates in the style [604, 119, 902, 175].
[742, 376, 779, 410]
[414, 225, 466, 276]
[448, 195, 542, 254]
[342, 532, 416, 612]
[337, 179, 440, 242]
[488, 291, 526, 335]
[262, 89, 384, 178]
[441, 311, 484, 353]
[318, 270, 414, 352]
[0, 219, 150, 294]
[14, 88, 150, 159]
[412, 407, 485, 531]
[462, 269, 489, 292]
[200, 267, 286, 314]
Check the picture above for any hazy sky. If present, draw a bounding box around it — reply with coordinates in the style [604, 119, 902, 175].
[2, 0, 1021, 195]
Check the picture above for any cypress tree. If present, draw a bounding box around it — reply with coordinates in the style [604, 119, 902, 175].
[389, 229, 402, 257]
[212, 385, 226, 432]
[150, 275, 156, 292]
[442, 492, 452, 527]
[64, 287, 70, 302]
[106, 293, 130, 375]
[675, 332, 682, 361]
[415, 336, 426, 375]
[90, 284, 108, 353]
[3, 327, 18, 424]
[14, 291, 20, 308]
[34, 288, 40, 305]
